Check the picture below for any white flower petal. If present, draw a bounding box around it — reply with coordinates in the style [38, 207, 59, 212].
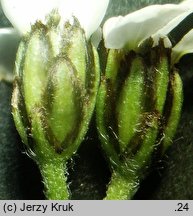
[73, 0, 109, 39]
[1, 0, 60, 35]
[152, 10, 193, 47]
[59, 0, 109, 39]
[172, 29, 193, 64]
[1, 0, 109, 39]
[103, 4, 189, 51]
[180, 0, 193, 7]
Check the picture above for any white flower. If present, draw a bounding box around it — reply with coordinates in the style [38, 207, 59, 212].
[172, 30, 193, 63]
[103, 1, 193, 63]
[1, 0, 109, 39]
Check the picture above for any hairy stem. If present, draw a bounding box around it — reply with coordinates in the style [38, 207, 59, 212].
[38, 159, 69, 200]
[104, 169, 139, 200]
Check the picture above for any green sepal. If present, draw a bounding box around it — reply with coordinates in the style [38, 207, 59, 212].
[11, 82, 28, 145]
[162, 71, 183, 153]
[22, 28, 50, 115]
[154, 51, 170, 114]
[96, 77, 120, 168]
[46, 57, 81, 145]
[133, 112, 159, 171]
[117, 56, 145, 151]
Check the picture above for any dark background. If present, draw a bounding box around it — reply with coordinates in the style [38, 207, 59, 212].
[0, 0, 193, 199]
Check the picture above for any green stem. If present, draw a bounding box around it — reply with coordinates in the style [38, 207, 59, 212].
[38, 158, 69, 200]
[105, 169, 139, 200]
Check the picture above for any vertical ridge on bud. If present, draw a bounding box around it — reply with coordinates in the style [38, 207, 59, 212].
[117, 57, 145, 151]
[46, 57, 82, 147]
[162, 71, 183, 153]
[12, 82, 29, 145]
[23, 26, 50, 114]
[151, 46, 170, 114]
[105, 50, 123, 84]
[96, 78, 121, 168]
[15, 39, 28, 77]
[132, 112, 159, 170]
[64, 19, 87, 86]
[30, 107, 54, 160]
[155, 57, 169, 114]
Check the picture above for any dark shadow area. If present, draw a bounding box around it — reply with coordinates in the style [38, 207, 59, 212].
[68, 118, 111, 200]
[0, 82, 44, 199]
[18, 153, 45, 200]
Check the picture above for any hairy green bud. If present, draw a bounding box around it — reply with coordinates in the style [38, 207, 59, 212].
[96, 40, 183, 199]
[12, 11, 99, 199]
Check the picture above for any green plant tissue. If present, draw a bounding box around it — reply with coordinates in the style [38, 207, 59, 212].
[1, 0, 193, 200]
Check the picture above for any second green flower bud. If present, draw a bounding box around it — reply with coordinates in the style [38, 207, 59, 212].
[96, 39, 183, 199]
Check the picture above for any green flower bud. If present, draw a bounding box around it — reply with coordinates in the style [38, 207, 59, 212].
[96, 40, 183, 199]
[12, 11, 99, 199]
